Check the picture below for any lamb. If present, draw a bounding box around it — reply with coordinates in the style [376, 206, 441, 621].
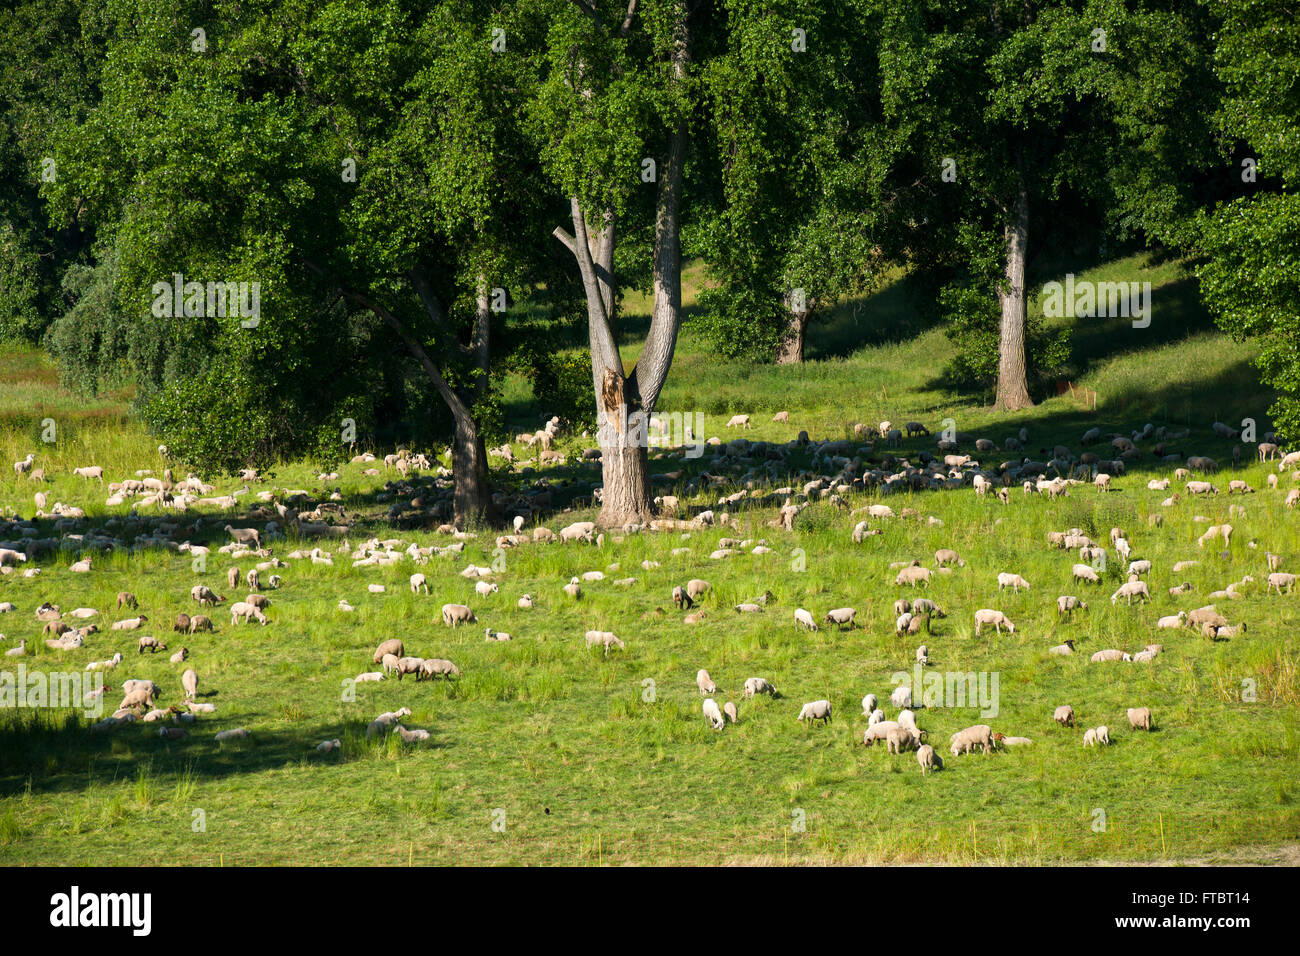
[12, 453, 34, 476]
[246, 593, 271, 610]
[796, 700, 832, 725]
[723, 701, 738, 724]
[1109, 580, 1150, 605]
[772, 410, 790, 423]
[1083, 727, 1111, 747]
[745, 677, 776, 699]
[887, 727, 920, 754]
[475, 580, 499, 597]
[394, 725, 431, 744]
[137, 635, 166, 654]
[823, 607, 856, 629]
[1090, 648, 1132, 662]
[997, 572, 1030, 592]
[182, 668, 198, 699]
[484, 627, 511, 642]
[441, 603, 476, 626]
[559, 520, 597, 543]
[917, 744, 943, 774]
[246, 568, 260, 591]
[188, 615, 213, 633]
[948, 724, 994, 756]
[793, 607, 819, 631]
[230, 601, 268, 625]
[702, 698, 726, 730]
[1126, 707, 1152, 731]
[517, 593, 535, 609]
[696, 668, 717, 695]
[224, 524, 261, 549]
[563, 578, 582, 599]
[672, 585, 693, 610]
[1054, 705, 1074, 727]
[973, 608, 1014, 635]
[366, 707, 412, 738]
[227, 566, 240, 590]
[915, 644, 929, 665]
[380, 653, 400, 675]
[316, 739, 343, 753]
[354, 672, 384, 683]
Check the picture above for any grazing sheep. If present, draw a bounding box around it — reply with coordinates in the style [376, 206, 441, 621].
[1127, 707, 1152, 731]
[823, 607, 856, 629]
[796, 700, 832, 725]
[1057, 595, 1087, 615]
[701, 698, 726, 730]
[190, 585, 222, 606]
[895, 565, 932, 587]
[173, 613, 191, 633]
[725, 414, 751, 429]
[230, 602, 268, 625]
[418, 659, 461, 680]
[1267, 572, 1297, 594]
[686, 579, 712, 602]
[1082, 728, 1099, 747]
[934, 549, 965, 567]
[793, 607, 819, 631]
[1094, 473, 1112, 491]
[246, 568, 260, 591]
[887, 727, 920, 754]
[188, 615, 213, 634]
[316, 739, 343, 753]
[227, 566, 240, 590]
[366, 707, 412, 739]
[723, 701, 738, 723]
[696, 668, 717, 695]
[1187, 605, 1229, 630]
[137, 635, 166, 654]
[890, 685, 912, 709]
[745, 677, 776, 699]
[1054, 705, 1075, 727]
[973, 608, 1014, 635]
[181, 668, 198, 700]
[372, 638, 404, 663]
[948, 724, 994, 756]
[584, 630, 625, 655]
[116, 592, 137, 610]
[380, 653, 400, 675]
[441, 603, 476, 627]
[672, 585, 693, 610]
[997, 572, 1030, 592]
[861, 693, 878, 716]
[917, 744, 943, 774]
[1110, 580, 1150, 605]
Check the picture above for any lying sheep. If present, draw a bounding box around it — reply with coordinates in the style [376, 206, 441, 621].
[441, 603, 476, 627]
[170, 647, 188, 663]
[1049, 640, 1075, 656]
[1127, 707, 1152, 731]
[1091, 648, 1132, 662]
[796, 700, 832, 725]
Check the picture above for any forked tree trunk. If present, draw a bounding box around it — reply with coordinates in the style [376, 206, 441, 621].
[775, 307, 810, 364]
[995, 174, 1033, 411]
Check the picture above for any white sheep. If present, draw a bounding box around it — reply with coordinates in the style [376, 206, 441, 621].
[823, 607, 856, 629]
[410, 573, 429, 594]
[441, 603, 476, 626]
[796, 700, 832, 725]
[917, 744, 943, 774]
[702, 698, 725, 730]
[861, 692, 878, 716]
[997, 572, 1030, 592]
[793, 607, 819, 631]
[745, 677, 776, 699]
[696, 668, 717, 695]
[1110, 580, 1150, 605]
[973, 608, 1014, 635]
[890, 685, 912, 709]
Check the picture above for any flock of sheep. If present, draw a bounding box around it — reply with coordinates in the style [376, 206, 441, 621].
[1, 412, 1296, 776]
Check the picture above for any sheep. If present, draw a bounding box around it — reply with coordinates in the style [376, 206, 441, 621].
[861, 692, 878, 716]
[173, 613, 191, 634]
[418, 658, 461, 680]
[915, 644, 929, 665]
[1054, 705, 1075, 727]
[868, 709, 886, 727]
[1157, 612, 1187, 629]
[672, 585, 693, 610]
[917, 744, 943, 774]
[441, 603, 476, 627]
[584, 630, 625, 654]
[1090, 648, 1132, 663]
[559, 521, 597, 543]
[948, 724, 994, 756]
[246, 593, 271, 610]
[1267, 572, 1297, 594]
[224, 524, 261, 549]
[111, 616, 148, 631]
[890, 685, 912, 709]
[997, 572, 1030, 592]
[796, 700, 832, 725]
[563, 577, 582, 599]
[484, 627, 511, 642]
[354, 672, 384, 683]
[393, 657, 425, 680]
[4, 640, 25, 657]
[1082, 728, 1099, 747]
[723, 701, 738, 724]
[686, 579, 712, 602]
[116, 592, 138, 610]
[823, 607, 856, 629]
[169, 648, 188, 663]
[1110, 580, 1150, 605]
[734, 603, 764, 613]
[227, 566, 241, 590]
[316, 739, 343, 753]
[73, 465, 105, 482]
[745, 677, 776, 699]
[893, 598, 912, 617]
[246, 568, 260, 591]
[372, 638, 404, 663]
[973, 608, 1014, 635]
[394, 725, 430, 744]
[188, 615, 213, 633]
[793, 607, 819, 631]
[1168, 582, 1193, 596]
[1279, 450, 1300, 471]
[912, 598, 945, 619]
[1186, 480, 1218, 496]
[366, 707, 412, 738]
[410, 573, 429, 594]
[1049, 640, 1075, 656]
[12, 453, 34, 476]
[1187, 605, 1229, 630]
[993, 733, 1033, 746]
[702, 698, 726, 730]
[696, 668, 717, 695]
[887, 727, 920, 754]
[725, 414, 751, 429]
[1094, 473, 1112, 491]
[1127, 559, 1152, 576]
[934, 548, 965, 567]
[230, 602, 268, 625]
[214, 728, 251, 742]
[181, 667, 199, 700]
[380, 653, 401, 675]
[69, 558, 92, 573]
[137, 635, 166, 654]
[895, 565, 932, 587]
[475, 580, 499, 598]
[1127, 707, 1152, 731]
[1056, 595, 1087, 615]
[191, 585, 222, 606]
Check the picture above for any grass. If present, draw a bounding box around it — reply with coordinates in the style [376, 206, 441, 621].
[0, 254, 1297, 865]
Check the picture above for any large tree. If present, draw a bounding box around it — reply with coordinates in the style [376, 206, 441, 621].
[531, 0, 693, 527]
[43, 0, 559, 525]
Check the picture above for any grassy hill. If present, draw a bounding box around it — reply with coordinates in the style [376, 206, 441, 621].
[1, 255, 1296, 865]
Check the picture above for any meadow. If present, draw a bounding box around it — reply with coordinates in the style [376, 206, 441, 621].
[0, 254, 1297, 866]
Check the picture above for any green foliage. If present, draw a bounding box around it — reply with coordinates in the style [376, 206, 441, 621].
[693, 284, 783, 360]
[939, 281, 1071, 397]
[530, 351, 595, 430]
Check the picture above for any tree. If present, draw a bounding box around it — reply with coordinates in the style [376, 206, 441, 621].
[1197, 0, 1300, 440]
[879, 0, 1219, 409]
[532, 0, 693, 527]
[43, 0, 559, 525]
[697, 0, 889, 365]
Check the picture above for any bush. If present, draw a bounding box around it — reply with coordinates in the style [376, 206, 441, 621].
[530, 351, 595, 430]
[692, 284, 784, 361]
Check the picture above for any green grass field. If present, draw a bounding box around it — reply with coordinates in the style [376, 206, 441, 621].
[1, 254, 1297, 865]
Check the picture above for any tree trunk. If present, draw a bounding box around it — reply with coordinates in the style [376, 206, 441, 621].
[994, 173, 1033, 411]
[450, 411, 494, 528]
[775, 307, 810, 364]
